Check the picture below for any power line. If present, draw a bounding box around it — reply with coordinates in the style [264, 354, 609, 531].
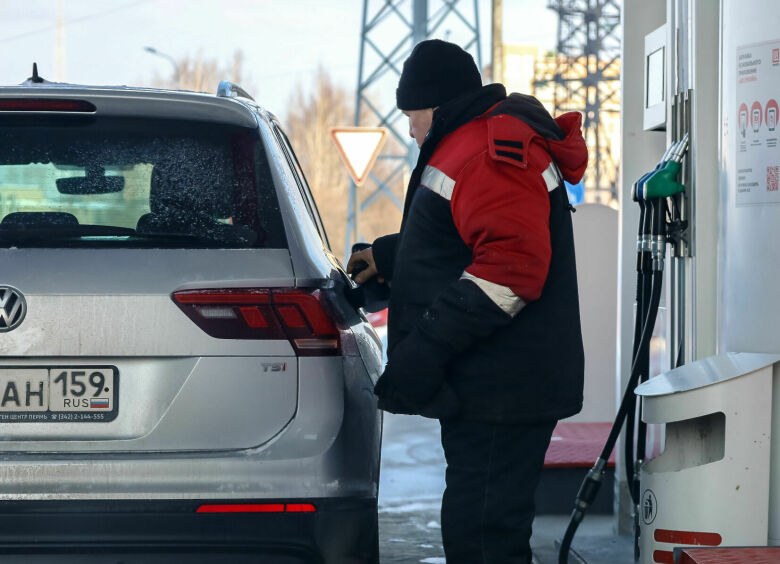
[0, 0, 153, 45]
[345, 0, 482, 258]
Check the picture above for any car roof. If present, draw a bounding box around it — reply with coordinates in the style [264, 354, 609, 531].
[0, 81, 263, 128]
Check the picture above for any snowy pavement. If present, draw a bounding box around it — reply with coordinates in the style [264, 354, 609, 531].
[376, 412, 633, 564]
[378, 412, 446, 563]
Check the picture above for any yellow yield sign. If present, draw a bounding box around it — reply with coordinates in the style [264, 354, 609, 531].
[330, 127, 388, 186]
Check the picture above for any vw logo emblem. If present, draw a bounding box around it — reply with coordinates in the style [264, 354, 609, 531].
[0, 286, 26, 332]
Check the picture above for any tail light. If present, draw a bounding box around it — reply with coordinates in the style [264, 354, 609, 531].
[172, 288, 356, 356]
[0, 99, 96, 112]
[196, 503, 316, 513]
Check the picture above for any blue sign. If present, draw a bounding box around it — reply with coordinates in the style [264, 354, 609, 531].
[565, 181, 584, 205]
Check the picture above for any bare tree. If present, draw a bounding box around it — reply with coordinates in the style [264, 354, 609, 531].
[151, 49, 250, 94]
[284, 67, 352, 259]
[284, 67, 404, 260]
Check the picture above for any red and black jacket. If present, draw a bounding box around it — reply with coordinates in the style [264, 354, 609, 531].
[372, 84, 587, 423]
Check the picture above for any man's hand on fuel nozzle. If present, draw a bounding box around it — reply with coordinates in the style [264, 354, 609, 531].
[347, 247, 385, 285]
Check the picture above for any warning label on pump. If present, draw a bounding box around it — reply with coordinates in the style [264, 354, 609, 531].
[736, 40, 780, 205]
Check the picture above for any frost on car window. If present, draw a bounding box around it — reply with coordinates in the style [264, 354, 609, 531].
[135, 137, 243, 240]
[0, 120, 279, 248]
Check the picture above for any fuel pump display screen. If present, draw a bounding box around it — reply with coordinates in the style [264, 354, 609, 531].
[643, 24, 667, 131]
[646, 47, 665, 109]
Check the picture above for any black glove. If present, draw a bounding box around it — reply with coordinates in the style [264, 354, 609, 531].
[373, 330, 460, 419]
[373, 372, 416, 415]
[345, 243, 390, 313]
[374, 370, 459, 419]
[373, 277, 513, 420]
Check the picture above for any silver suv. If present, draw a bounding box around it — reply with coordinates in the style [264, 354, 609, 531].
[0, 72, 383, 563]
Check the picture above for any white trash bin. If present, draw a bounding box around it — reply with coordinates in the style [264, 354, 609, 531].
[635, 352, 780, 564]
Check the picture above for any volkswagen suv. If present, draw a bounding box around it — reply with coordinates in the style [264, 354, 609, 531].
[0, 71, 383, 563]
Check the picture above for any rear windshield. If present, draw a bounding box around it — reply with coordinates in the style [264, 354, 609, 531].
[0, 117, 286, 248]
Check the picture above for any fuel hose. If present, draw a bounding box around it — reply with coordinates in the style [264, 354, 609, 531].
[559, 138, 687, 563]
[558, 268, 663, 564]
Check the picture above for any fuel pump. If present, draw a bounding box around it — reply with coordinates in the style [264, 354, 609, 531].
[631, 135, 689, 557]
[558, 134, 689, 564]
[627, 137, 689, 487]
[625, 141, 680, 525]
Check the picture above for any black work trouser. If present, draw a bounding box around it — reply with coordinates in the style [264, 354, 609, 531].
[440, 418, 556, 564]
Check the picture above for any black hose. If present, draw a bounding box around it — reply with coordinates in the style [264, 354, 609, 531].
[559, 516, 578, 562]
[623, 291, 641, 503]
[624, 267, 652, 507]
[599, 270, 662, 461]
[624, 203, 652, 502]
[626, 198, 663, 506]
[632, 199, 667, 559]
[624, 379, 637, 500]
[558, 270, 663, 564]
[636, 399, 648, 480]
[635, 405, 647, 560]
[675, 337, 684, 368]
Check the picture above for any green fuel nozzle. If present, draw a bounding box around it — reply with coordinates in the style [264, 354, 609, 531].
[645, 134, 689, 270]
[632, 142, 678, 202]
[644, 133, 689, 199]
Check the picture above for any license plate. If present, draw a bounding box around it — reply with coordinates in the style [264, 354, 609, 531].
[0, 366, 118, 422]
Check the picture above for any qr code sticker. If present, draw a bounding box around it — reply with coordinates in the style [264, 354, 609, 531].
[768, 166, 779, 192]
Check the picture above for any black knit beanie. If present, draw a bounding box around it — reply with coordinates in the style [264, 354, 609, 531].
[396, 39, 482, 111]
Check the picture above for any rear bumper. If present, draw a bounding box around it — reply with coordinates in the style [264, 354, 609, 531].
[0, 497, 377, 564]
[0, 356, 382, 502]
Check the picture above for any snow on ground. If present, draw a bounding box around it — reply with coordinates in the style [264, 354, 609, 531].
[378, 411, 447, 562]
[376, 405, 632, 563]
[378, 412, 446, 506]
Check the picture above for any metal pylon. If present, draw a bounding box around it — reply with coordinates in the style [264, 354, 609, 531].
[537, 0, 621, 202]
[345, 0, 482, 259]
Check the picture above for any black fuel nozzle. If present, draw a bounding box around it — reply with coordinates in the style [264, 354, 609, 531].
[634, 201, 647, 273]
[570, 458, 607, 524]
[649, 198, 668, 271]
[633, 140, 682, 273]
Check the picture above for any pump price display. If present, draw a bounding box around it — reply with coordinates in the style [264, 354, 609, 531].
[0, 367, 118, 422]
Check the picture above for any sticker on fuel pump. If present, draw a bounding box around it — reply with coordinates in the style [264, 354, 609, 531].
[641, 489, 658, 525]
[736, 39, 780, 205]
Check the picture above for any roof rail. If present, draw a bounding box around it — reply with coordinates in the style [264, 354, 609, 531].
[217, 81, 254, 101]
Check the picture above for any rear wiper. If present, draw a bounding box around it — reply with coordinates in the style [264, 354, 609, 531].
[0, 224, 256, 246]
[130, 231, 237, 245]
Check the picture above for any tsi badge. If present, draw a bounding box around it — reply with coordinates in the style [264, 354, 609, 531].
[261, 362, 287, 373]
[0, 286, 26, 332]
